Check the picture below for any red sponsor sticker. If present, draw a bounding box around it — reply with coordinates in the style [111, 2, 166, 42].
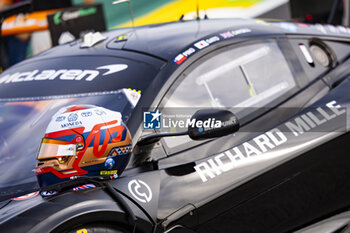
[12, 191, 39, 201]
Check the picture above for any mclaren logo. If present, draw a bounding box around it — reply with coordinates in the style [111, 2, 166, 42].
[97, 64, 127, 76]
[0, 64, 128, 84]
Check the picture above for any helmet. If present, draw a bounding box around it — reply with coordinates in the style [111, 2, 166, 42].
[35, 105, 132, 188]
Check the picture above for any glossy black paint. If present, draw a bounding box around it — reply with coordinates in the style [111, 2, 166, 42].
[0, 19, 350, 232]
[194, 132, 350, 233]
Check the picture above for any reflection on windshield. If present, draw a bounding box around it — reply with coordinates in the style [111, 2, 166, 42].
[0, 89, 140, 200]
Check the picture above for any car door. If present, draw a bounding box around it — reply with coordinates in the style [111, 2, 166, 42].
[154, 37, 333, 231]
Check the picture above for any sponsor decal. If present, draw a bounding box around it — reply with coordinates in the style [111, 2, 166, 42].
[68, 113, 78, 122]
[173, 36, 221, 65]
[40, 190, 58, 197]
[194, 36, 220, 50]
[129, 92, 139, 101]
[100, 170, 118, 175]
[143, 110, 161, 129]
[104, 157, 115, 169]
[220, 28, 251, 39]
[173, 47, 196, 65]
[205, 36, 220, 44]
[220, 31, 234, 39]
[173, 54, 187, 65]
[280, 22, 297, 32]
[182, 47, 196, 57]
[195, 128, 287, 182]
[0, 64, 128, 85]
[81, 111, 92, 117]
[195, 101, 346, 182]
[61, 121, 83, 128]
[81, 159, 98, 165]
[124, 88, 141, 107]
[56, 116, 66, 122]
[94, 109, 106, 115]
[54, 7, 97, 25]
[96, 64, 128, 76]
[194, 40, 209, 49]
[72, 184, 96, 191]
[12, 191, 39, 201]
[128, 179, 152, 203]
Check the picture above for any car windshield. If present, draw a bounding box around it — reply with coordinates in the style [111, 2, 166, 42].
[0, 89, 140, 201]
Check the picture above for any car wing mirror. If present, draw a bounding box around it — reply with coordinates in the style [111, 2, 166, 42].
[188, 109, 239, 140]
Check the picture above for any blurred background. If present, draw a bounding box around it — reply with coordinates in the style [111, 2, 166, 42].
[0, 0, 348, 71]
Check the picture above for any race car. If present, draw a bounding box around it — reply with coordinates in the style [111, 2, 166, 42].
[0, 16, 349, 233]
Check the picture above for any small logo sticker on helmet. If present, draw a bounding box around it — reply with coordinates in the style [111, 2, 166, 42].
[94, 109, 106, 115]
[81, 111, 92, 117]
[56, 116, 66, 122]
[100, 170, 118, 175]
[68, 113, 78, 122]
[104, 157, 115, 169]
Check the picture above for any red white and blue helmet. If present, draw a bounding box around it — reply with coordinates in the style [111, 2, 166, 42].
[35, 105, 132, 187]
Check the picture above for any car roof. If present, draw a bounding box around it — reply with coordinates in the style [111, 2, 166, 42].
[122, 19, 350, 59]
[31, 18, 350, 63]
[120, 18, 282, 60]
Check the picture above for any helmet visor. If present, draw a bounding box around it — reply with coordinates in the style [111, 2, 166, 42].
[37, 138, 76, 160]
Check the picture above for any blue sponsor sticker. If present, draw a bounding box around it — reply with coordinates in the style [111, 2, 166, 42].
[68, 113, 78, 122]
[81, 111, 92, 117]
[56, 116, 66, 122]
[104, 157, 115, 170]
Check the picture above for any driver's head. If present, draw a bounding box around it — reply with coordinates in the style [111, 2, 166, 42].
[35, 105, 132, 188]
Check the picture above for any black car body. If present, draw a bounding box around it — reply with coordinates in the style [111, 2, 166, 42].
[0, 18, 350, 233]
